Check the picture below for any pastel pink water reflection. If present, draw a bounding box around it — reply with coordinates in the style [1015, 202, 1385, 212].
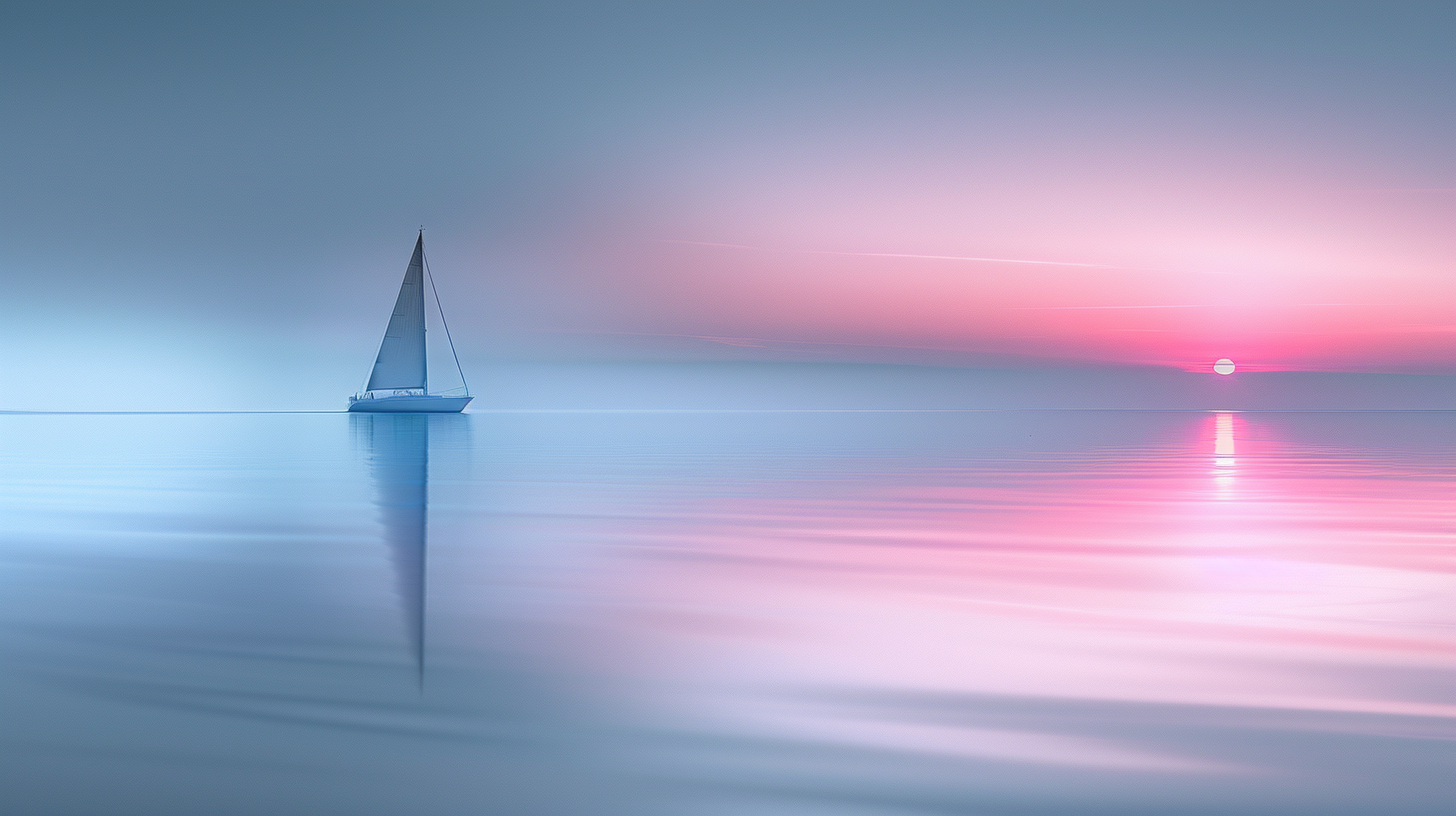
[531, 412, 1455, 778]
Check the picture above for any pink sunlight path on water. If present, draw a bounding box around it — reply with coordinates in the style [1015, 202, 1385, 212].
[514, 411, 1456, 773]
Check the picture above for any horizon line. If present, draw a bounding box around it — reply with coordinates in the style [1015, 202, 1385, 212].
[1, 408, 1452, 416]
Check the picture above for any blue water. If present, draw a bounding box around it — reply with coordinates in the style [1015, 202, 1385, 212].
[1, 410, 1453, 815]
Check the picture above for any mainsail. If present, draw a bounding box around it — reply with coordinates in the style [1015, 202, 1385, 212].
[365, 235, 428, 392]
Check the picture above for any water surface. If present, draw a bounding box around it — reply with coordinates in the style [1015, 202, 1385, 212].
[1, 410, 1452, 814]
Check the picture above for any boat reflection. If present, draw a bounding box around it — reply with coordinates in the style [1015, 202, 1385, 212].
[353, 413, 431, 687]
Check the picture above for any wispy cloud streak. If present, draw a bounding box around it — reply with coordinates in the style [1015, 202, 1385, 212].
[658, 239, 1124, 269]
[1008, 305, 1208, 311]
[808, 250, 1113, 268]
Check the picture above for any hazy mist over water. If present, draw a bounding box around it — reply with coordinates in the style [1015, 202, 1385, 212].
[3, 3, 1455, 813]
[2, 409, 1452, 815]
[2, 362, 1452, 413]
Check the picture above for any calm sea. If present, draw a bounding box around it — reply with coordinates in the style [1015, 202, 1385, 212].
[1, 410, 1452, 815]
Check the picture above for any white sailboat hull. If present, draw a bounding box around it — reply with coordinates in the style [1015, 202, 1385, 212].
[348, 395, 473, 413]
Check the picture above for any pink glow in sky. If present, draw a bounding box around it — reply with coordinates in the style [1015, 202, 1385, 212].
[489, 29, 1456, 376]
[554, 153, 1456, 372]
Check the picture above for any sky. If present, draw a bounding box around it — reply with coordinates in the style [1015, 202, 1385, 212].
[1, 2, 1453, 409]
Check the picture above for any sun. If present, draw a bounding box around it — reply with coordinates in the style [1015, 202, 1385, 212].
[1213, 358, 1236, 375]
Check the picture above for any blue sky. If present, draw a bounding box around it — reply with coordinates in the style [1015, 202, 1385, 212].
[2, 2, 1452, 409]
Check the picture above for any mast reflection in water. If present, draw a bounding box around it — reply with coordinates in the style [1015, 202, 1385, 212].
[354, 413, 430, 687]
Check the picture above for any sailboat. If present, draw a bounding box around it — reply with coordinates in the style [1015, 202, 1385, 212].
[349, 232, 473, 413]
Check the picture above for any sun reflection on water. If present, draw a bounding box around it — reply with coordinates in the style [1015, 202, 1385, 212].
[1212, 410, 1237, 495]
